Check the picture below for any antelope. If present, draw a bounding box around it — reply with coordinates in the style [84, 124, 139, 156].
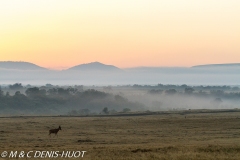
[49, 126, 61, 137]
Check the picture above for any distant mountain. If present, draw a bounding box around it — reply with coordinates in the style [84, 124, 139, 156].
[0, 61, 239, 85]
[192, 63, 240, 68]
[67, 62, 122, 71]
[0, 61, 47, 70]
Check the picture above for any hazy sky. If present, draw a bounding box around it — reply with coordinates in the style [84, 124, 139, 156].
[1, 0, 240, 69]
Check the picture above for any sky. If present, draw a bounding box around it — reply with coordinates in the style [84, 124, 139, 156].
[0, 0, 240, 70]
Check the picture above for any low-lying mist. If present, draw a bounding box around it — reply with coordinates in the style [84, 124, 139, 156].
[0, 83, 240, 116]
[125, 93, 238, 111]
[1, 67, 240, 85]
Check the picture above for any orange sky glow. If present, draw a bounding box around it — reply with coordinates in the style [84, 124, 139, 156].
[0, 0, 240, 70]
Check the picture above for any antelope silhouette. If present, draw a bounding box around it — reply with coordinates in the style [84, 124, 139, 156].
[49, 126, 61, 137]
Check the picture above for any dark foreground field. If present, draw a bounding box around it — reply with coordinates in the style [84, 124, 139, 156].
[1, 111, 240, 160]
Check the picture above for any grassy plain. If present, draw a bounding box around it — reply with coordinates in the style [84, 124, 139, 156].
[1, 110, 240, 160]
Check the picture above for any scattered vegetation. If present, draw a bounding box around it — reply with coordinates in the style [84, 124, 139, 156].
[1, 83, 240, 115]
[0, 84, 144, 115]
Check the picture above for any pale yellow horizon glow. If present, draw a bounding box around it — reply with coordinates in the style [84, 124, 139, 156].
[0, 0, 240, 70]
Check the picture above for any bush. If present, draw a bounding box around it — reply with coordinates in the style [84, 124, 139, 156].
[122, 108, 131, 113]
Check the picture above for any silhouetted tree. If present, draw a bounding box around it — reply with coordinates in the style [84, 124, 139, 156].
[48, 88, 58, 96]
[26, 87, 40, 97]
[185, 87, 194, 94]
[46, 83, 54, 87]
[181, 84, 188, 88]
[102, 107, 109, 114]
[165, 89, 177, 95]
[57, 88, 70, 96]
[122, 108, 131, 113]
[0, 89, 3, 97]
[5, 92, 10, 97]
[9, 83, 23, 90]
[14, 91, 21, 96]
[26, 87, 47, 98]
[210, 90, 224, 96]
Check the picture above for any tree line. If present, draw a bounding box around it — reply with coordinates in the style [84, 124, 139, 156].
[0, 86, 144, 115]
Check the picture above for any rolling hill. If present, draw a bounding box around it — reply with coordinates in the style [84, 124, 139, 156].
[67, 62, 122, 71]
[192, 63, 240, 68]
[0, 61, 239, 85]
[0, 61, 47, 70]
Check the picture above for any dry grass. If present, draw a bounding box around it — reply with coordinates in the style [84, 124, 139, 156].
[1, 111, 240, 159]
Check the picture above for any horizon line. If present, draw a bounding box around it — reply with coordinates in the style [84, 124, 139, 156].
[0, 60, 240, 71]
